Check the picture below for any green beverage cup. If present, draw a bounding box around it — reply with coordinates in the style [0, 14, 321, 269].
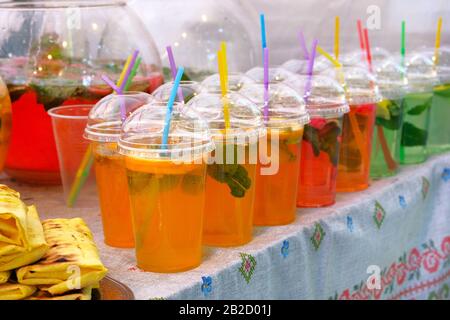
[370, 59, 408, 178]
[422, 47, 450, 154]
[400, 54, 438, 164]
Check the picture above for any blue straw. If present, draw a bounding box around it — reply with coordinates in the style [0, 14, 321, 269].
[260, 13, 267, 63]
[162, 67, 184, 149]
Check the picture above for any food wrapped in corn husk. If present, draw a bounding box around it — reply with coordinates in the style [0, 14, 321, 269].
[17, 218, 108, 296]
[0, 184, 49, 271]
[0, 271, 10, 284]
[26, 285, 94, 300]
[0, 282, 36, 300]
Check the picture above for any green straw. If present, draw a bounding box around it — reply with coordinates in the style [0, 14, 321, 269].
[401, 20, 406, 69]
[124, 56, 142, 91]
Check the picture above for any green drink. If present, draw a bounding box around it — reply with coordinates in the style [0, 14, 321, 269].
[428, 82, 450, 154]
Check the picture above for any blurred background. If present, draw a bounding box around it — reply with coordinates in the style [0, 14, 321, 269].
[131, 0, 450, 67]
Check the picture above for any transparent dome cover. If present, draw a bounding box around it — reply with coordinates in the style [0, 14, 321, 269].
[417, 46, 450, 83]
[152, 81, 203, 103]
[119, 101, 214, 160]
[185, 92, 263, 140]
[245, 67, 297, 84]
[346, 47, 392, 67]
[201, 72, 254, 93]
[85, 91, 153, 142]
[281, 59, 309, 75]
[239, 82, 310, 127]
[322, 66, 382, 105]
[284, 75, 349, 117]
[314, 53, 355, 73]
[404, 53, 439, 91]
[373, 58, 408, 99]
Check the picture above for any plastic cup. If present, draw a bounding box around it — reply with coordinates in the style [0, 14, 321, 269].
[119, 101, 213, 272]
[186, 92, 263, 246]
[246, 66, 297, 84]
[400, 53, 438, 164]
[322, 66, 381, 192]
[421, 47, 450, 154]
[84, 92, 153, 248]
[285, 75, 349, 207]
[152, 80, 203, 104]
[48, 105, 96, 207]
[370, 59, 408, 178]
[240, 82, 309, 224]
[201, 72, 254, 94]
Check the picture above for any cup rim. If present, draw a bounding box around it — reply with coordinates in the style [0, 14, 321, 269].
[48, 104, 93, 120]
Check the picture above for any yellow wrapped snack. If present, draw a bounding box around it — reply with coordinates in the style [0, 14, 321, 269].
[0, 282, 36, 300]
[0, 271, 10, 284]
[17, 218, 108, 296]
[26, 286, 93, 300]
[0, 187, 49, 271]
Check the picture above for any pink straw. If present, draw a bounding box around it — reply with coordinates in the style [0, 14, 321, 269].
[166, 46, 184, 102]
[263, 47, 270, 122]
[298, 31, 310, 60]
[119, 50, 139, 92]
[304, 39, 318, 100]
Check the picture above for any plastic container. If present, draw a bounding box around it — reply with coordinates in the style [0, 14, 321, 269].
[186, 92, 263, 246]
[370, 59, 408, 178]
[84, 92, 153, 248]
[201, 73, 254, 94]
[0, 77, 11, 172]
[285, 75, 349, 207]
[240, 82, 309, 222]
[322, 66, 381, 192]
[0, 0, 163, 185]
[245, 67, 297, 84]
[118, 101, 214, 272]
[401, 53, 439, 164]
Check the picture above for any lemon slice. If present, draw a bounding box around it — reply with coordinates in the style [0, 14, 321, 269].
[376, 100, 391, 120]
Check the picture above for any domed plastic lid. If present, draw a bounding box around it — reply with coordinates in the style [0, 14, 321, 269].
[281, 59, 309, 75]
[417, 47, 450, 83]
[84, 92, 153, 142]
[152, 81, 203, 104]
[119, 101, 214, 160]
[185, 92, 264, 140]
[245, 67, 297, 84]
[314, 53, 355, 73]
[346, 47, 392, 67]
[284, 75, 349, 117]
[373, 58, 409, 99]
[201, 72, 255, 93]
[322, 66, 382, 105]
[404, 53, 439, 91]
[239, 82, 310, 128]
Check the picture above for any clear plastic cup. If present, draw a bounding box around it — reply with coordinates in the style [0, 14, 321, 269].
[185, 92, 263, 246]
[119, 101, 214, 272]
[400, 53, 438, 164]
[245, 67, 297, 84]
[240, 82, 309, 223]
[285, 75, 349, 207]
[48, 105, 96, 207]
[370, 59, 408, 178]
[201, 72, 254, 93]
[84, 92, 153, 248]
[420, 47, 450, 154]
[152, 80, 203, 104]
[322, 66, 381, 192]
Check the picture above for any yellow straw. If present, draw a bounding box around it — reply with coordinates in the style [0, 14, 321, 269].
[434, 17, 443, 65]
[218, 46, 231, 129]
[116, 54, 132, 91]
[335, 16, 340, 60]
[66, 145, 94, 207]
[317, 45, 342, 68]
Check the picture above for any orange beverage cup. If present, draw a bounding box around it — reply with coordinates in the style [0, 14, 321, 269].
[85, 92, 152, 248]
[241, 82, 309, 225]
[186, 92, 263, 246]
[323, 66, 381, 192]
[285, 75, 350, 207]
[119, 102, 214, 272]
[0, 77, 12, 172]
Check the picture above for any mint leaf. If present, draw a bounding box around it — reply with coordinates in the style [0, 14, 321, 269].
[401, 122, 428, 146]
[407, 103, 429, 115]
[207, 163, 251, 198]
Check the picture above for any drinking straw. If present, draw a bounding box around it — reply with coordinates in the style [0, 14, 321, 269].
[260, 13, 267, 49]
[124, 56, 142, 91]
[298, 31, 310, 60]
[162, 67, 184, 148]
[116, 54, 132, 92]
[263, 47, 270, 122]
[334, 16, 340, 60]
[221, 42, 229, 87]
[166, 46, 184, 102]
[316, 45, 342, 68]
[401, 21, 406, 69]
[357, 19, 365, 53]
[363, 28, 373, 73]
[119, 50, 139, 92]
[434, 17, 443, 65]
[218, 47, 231, 129]
[304, 39, 318, 100]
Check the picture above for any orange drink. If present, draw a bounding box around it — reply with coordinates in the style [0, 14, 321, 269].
[85, 92, 152, 248]
[0, 77, 12, 171]
[119, 101, 213, 272]
[186, 92, 263, 246]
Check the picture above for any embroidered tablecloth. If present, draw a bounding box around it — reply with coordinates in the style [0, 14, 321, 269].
[4, 152, 450, 300]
